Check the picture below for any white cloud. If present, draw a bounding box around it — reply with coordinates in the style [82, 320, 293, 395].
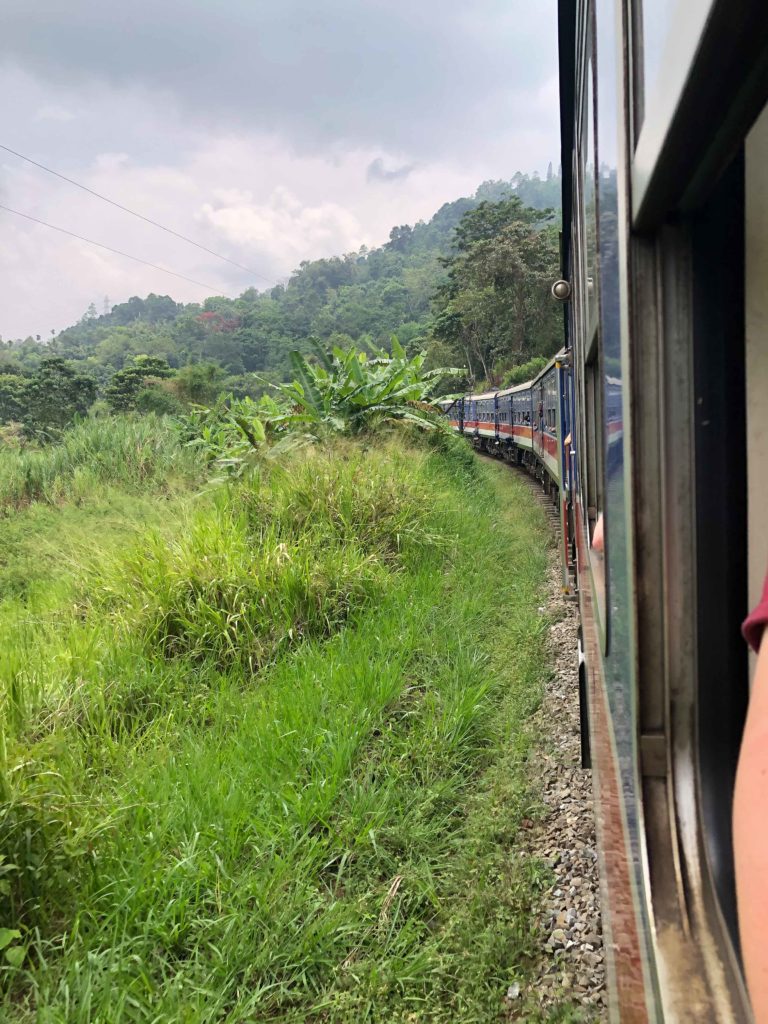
[0, 123, 497, 338]
[34, 104, 78, 123]
[0, 0, 561, 339]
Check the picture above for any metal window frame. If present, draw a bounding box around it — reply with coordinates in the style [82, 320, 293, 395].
[626, 0, 760, 1018]
[630, 0, 768, 228]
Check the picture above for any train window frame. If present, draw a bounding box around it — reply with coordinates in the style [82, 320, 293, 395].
[625, 17, 765, 1004]
[575, 12, 609, 651]
[631, 0, 716, 216]
[629, 0, 768, 229]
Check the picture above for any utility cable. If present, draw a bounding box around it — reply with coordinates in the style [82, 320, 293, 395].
[0, 143, 271, 283]
[0, 203, 225, 294]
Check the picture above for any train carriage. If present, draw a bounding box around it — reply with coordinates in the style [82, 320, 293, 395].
[462, 391, 498, 441]
[532, 356, 565, 486]
[509, 383, 534, 456]
[445, 353, 573, 589]
[558, 0, 768, 1019]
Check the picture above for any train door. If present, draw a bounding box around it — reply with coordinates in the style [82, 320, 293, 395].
[534, 379, 545, 466]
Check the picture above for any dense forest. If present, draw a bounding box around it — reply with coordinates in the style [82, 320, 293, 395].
[0, 170, 562, 439]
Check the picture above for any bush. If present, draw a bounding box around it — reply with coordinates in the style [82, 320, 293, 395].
[423, 421, 478, 479]
[135, 387, 183, 415]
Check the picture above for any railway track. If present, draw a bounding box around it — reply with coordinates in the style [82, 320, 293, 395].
[478, 449, 563, 532]
[476, 447, 605, 1018]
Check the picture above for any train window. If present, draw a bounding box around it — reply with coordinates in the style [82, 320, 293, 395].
[582, 350, 606, 629]
[634, 0, 715, 164]
[690, 140, 752, 977]
[575, 20, 607, 628]
[584, 58, 599, 339]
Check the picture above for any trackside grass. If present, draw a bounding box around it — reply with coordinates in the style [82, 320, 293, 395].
[0, 415, 200, 510]
[0, 429, 561, 1023]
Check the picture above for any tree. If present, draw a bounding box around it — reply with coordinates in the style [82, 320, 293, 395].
[170, 363, 225, 405]
[22, 358, 97, 440]
[431, 198, 561, 383]
[265, 337, 459, 437]
[0, 372, 29, 424]
[1, 172, 562, 391]
[103, 355, 173, 412]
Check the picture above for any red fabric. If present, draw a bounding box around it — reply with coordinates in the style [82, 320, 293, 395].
[743, 570, 768, 652]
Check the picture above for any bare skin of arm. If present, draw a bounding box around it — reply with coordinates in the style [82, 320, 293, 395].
[734, 634, 768, 1023]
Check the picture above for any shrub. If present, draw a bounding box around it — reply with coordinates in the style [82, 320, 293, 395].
[99, 445, 437, 672]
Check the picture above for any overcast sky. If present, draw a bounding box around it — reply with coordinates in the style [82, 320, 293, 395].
[1, 1, 560, 339]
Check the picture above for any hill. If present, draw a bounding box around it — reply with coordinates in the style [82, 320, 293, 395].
[0, 171, 562, 435]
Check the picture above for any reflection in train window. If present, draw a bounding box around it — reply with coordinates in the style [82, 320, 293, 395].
[584, 58, 599, 338]
[584, 345, 605, 611]
[636, 0, 714, 142]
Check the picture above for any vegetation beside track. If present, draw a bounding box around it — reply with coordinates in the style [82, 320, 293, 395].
[0, 421, 570, 1022]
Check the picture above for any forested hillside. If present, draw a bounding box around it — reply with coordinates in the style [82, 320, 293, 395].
[0, 171, 562, 438]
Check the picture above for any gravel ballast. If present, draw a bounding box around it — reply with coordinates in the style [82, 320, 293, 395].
[506, 563, 608, 1021]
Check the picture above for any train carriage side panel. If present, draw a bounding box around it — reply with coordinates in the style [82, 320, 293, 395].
[531, 356, 563, 486]
[559, 0, 658, 1018]
[555, 356, 572, 589]
[510, 382, 534, 454]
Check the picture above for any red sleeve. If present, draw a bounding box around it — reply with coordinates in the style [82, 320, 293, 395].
[743, 571, 768, 653]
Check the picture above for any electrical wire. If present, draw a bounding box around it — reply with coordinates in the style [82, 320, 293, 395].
[0, 142, 271, 283]
[0, 203, 225, 293]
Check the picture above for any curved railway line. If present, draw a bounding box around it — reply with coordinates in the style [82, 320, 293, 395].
[440, 0, 768, 1016]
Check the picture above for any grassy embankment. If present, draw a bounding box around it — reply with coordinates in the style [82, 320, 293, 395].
[0, 417, 566, 1023]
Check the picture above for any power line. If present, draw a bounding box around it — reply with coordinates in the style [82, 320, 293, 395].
[0, 142, 272, 284]
[0, 203, 225, 294]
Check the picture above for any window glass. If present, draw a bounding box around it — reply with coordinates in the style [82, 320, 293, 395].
[596, 0, 623, 644]
[633, 0, 715, 208]
[640, 0, 676, 123]
[579, 27, 606, 626]
[585, 59, 599, 337]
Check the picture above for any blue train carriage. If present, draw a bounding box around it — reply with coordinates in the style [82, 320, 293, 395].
[462, 390, 498, 448]
[559, 0, 767, 1019]
[436, 397, 462, 432]
[531, 351, 572, 589]
[498, 382, 534, 464]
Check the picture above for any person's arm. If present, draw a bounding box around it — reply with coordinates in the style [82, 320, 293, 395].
[735, 574, 768, 1022]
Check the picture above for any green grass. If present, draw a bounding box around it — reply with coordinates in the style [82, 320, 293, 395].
[0, 414, 200, 510]
[0, 425, 582, 1022]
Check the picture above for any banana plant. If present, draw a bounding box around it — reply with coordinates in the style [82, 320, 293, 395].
[265, 338, 460, 436]
[177, 395, 306, 479]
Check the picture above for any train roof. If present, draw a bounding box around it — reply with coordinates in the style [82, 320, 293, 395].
[530, 348, 568, 387]
[463, 390, 498, 401]
[462, 350, 568, 401]
[496, 381, 534, 397]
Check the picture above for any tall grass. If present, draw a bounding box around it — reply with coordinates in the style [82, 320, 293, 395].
[0, 415, 200, 509]
[0, 443, 443, 929]
[0, 435, 561, 1022]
